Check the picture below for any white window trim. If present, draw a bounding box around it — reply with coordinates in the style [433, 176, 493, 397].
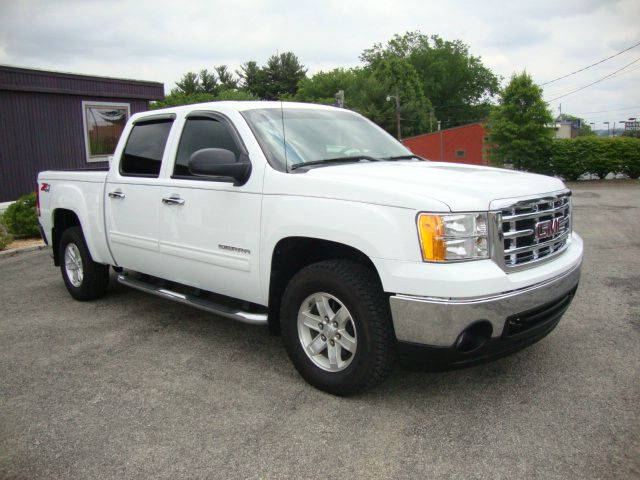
[82, 100, 130, 163]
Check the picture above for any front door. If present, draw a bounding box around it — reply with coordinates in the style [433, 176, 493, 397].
[158, 112, 263, 304]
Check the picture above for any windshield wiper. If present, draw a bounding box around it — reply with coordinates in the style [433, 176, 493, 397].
[382, 154, 423, 161]
[290, 155, 381, 170]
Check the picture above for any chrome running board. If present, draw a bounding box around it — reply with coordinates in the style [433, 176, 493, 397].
[117, 274, 268, 326]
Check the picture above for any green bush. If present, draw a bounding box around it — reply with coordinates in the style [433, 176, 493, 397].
[4, 192, 40, 237]
[151, 89, 257, 109]
[548, 136, 640, 181]
[549, 139, 584, 181]
[0, 213, 12, 250]
[616, 137, 640, 179]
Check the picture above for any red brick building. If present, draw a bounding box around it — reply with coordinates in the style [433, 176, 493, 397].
[402, 123, 487, 166]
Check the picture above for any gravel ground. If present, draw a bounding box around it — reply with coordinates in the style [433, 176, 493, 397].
[0, 182, 638, 479]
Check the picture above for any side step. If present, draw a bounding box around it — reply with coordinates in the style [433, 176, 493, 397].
[117, 274, 268, 326]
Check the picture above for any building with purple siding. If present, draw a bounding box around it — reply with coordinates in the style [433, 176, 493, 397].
[0, 66, 164, 202]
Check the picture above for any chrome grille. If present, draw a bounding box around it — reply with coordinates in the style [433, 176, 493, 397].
[494, 192, 571, 270]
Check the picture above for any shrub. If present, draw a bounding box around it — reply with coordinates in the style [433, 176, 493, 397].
[4, 192, 40, 237]
[616, 137, 640, 179]
[151, 89, 257, 109]
[548, 136, 640, 181]
[549, 139, 584, 181]
[0, 213, 12, 250]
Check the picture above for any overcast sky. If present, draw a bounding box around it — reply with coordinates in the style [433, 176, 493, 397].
[1, 0, 639, 129]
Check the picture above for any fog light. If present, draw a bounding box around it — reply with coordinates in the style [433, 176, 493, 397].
[455, 321, 493, 353]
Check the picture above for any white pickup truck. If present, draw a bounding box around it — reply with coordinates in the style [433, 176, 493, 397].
[37, 101, 583, 395]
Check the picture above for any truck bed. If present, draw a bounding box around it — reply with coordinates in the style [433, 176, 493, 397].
[37, 169, 111, 265]
[38, 169, 108, 183]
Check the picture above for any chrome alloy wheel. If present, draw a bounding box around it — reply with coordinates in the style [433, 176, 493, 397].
[297, 292, 358, 372]
[64, 243, 84, 287]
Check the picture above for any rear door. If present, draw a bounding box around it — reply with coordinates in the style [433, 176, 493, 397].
[104, 114, 175, 277]
[158, 111, 263, 304]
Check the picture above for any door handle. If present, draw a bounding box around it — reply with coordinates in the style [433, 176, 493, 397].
[108, 190, 125, 199]
[162, 195, 185, 206]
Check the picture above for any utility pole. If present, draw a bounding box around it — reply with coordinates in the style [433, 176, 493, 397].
[438, 120, 443, 161]
[604, 121, 610, 137]
[619, 120, 627, 135]
[386, 92, 401, 140]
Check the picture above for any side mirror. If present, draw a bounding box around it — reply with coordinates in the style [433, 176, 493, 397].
[188, 148, 251, 186]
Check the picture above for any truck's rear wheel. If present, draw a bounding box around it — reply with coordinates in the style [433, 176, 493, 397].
[59, 226, 109, 301]
[281, 260, 395, 396]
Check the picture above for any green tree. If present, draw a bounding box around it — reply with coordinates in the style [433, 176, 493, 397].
[485, 72, 554, 172]
[296, 62, 432, 138]
[237, 61, 263, 95]
[296, 68, 358, 105]
[361, 31, 500, 129]
[172, 66, 237, 96]
[262, 52, 308, 99]
[364, 55, 432, 137]
[173, 71, 200, 95]
[215, 65, 238, 90]
[199, 69, 219, 95]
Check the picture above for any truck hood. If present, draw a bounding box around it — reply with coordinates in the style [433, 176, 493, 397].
[273, 161, 567, 212]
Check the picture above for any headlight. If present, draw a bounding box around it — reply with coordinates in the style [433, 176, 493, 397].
[417, 213, 489, 262]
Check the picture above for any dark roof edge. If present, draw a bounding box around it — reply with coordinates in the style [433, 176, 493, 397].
[0, 64, 164, 88]
[0, 83, 164, 100]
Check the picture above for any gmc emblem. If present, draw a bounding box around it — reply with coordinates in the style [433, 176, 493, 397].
[535, 218, 561, 240]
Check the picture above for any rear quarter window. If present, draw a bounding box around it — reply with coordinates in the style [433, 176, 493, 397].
[120, 119, 174, 177]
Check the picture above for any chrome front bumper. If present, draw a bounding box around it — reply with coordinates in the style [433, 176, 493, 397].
[389, 262, 582, 347]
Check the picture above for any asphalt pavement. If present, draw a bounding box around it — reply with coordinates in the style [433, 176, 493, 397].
[1, 181, 638, 479]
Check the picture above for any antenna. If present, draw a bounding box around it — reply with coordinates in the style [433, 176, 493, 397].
[280, 100, 289, 172]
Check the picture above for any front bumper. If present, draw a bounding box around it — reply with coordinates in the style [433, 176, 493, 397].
[389, 261, 581, 362]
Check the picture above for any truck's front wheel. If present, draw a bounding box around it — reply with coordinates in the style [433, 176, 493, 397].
[280, 260, 395, 396]
[59, 226, 109, 301]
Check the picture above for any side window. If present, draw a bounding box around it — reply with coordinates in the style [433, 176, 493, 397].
[174, 117, 240, 177]
[120, 119, 173, 177]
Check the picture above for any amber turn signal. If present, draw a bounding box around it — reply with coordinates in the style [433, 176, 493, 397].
[417, 214, 446, 261]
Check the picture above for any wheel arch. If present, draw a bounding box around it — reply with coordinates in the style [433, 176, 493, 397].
[266, 236, 384, 334]
[51, 208, 82, 266]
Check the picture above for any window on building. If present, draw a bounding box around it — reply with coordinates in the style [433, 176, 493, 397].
[455, 149, 466, 158]
[82, 101, 130, 162]
[173, 116, 240, 177]
[120, 119, 173, 177]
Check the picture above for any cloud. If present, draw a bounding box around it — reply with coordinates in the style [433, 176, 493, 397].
[0, 0, 638, 123]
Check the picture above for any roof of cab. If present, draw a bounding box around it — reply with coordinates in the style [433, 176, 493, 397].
[133, 101, 342, 121]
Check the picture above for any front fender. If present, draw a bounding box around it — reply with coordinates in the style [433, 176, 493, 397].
[260, 195, 421, 302]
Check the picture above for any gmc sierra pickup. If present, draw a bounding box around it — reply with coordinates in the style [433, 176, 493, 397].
[37, 101, 583, 395]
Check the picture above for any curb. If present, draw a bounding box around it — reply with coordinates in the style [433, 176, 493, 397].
[0, 244, 49, 259]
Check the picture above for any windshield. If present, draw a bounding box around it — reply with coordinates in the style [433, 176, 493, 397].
[241, 107, 412, 171]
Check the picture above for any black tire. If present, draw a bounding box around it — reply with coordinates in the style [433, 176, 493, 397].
[280, 260, 395, 396]
[59, 226, 109, 301]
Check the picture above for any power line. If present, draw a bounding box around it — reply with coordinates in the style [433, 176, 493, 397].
[546, 56, 640, 103]
[571, 105, 640, 115]
[540, 40, 640, 86]
[607, 62, 640, 80]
